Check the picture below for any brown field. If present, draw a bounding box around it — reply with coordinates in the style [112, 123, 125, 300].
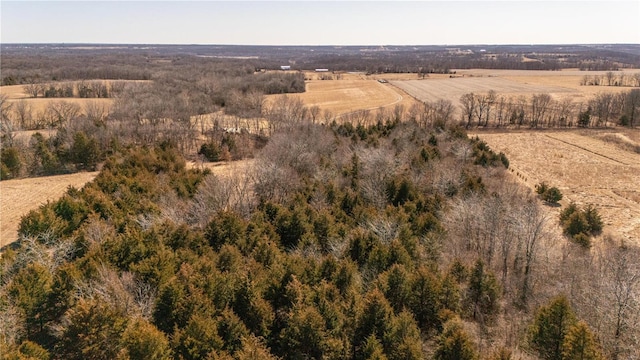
[0, 79, 150, 114]
[267, 78, 419, 118]
[470, 128, 640, 245]
[393, 69, 640, 107]
[1, 84, 114, 114]
[392, 77, 573, 104]
[0, 171, 99, 248]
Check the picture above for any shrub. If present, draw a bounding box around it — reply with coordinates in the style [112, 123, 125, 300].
[1, 146, 22, 179]
[560, 203, 603, 247]
[536, 182, 562, 204]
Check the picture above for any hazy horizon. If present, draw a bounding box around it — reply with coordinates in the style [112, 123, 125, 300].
[2, 1, 639, 46]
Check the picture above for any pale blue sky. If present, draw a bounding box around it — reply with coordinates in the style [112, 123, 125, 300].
[1, 1, 639, 45]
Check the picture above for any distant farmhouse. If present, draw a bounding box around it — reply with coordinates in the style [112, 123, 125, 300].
[315, 68, 329, 72]
[280, 65, 291, 70]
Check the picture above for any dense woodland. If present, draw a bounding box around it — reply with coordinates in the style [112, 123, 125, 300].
[1, 120, 638, 359]
[1, 47, 639, 359]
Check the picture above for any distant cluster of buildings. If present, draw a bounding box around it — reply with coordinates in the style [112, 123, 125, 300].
[280, 65, 329, 72]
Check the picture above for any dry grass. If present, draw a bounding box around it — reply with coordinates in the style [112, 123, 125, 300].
[0, 171, 99, 248]
[0, 79, 150, 114]
[267, 79, 418, 117]
[187, 158, 255, 176]
[5, 98, 114, 115]
[1, 84, 114, 114]
[470, 129, 640, 245]
[392, 69, 640, 105]
[392, 77, 573, 106]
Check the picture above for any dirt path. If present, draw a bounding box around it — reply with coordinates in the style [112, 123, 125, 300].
[470, 129, 640, 245]
[1, 172, 99, 248]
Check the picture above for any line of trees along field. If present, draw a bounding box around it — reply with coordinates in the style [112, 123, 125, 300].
[2, 65, 639, 181]
[1, 119, 638, 359]
[454, 89, 640, 129]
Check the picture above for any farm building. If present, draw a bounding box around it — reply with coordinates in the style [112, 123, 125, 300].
[315, 68, 329, 72]
[280, 65, 291, 70]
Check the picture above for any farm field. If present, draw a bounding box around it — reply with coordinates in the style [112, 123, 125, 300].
[392, 77, 571, 104]
[0, 171, 99, 248]
[0, 84, 113, 115]
[392, 68, 640, 107]
[470, 128, 640, 245]
[0, 79, 150, 114]
[268, 78, 419, 118]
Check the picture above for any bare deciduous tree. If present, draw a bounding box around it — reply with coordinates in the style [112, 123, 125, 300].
[44, 101, 81, 127]
[83, 101, 109, 127]
[513, 199, 548, 307]
[12, 100, 33, 130]
[460, 93, 477, 128]
[530, 93, 552, 128]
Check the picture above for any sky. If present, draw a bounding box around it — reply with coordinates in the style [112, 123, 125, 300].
[1, 1, 639, 45]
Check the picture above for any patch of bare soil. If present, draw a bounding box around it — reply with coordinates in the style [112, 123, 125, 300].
[470, 129, 640, 245]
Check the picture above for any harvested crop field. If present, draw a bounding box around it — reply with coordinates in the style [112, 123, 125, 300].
[471, 129, 640, 245]
[393, 77, 573, 105]
[0, 172, 98, 248]
[269, 79, 417, 117]
[393, 69, 640, 106]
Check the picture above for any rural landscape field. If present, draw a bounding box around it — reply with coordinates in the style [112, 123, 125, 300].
[1, 43, 640, 359]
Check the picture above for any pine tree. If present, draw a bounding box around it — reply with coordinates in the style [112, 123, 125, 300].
[355, 289, 393, 356]
[562, 321, 604, 360]
[383, 310, 423, 360]
[434, 318, 478, 360]
[120, 319, 172, 360]
[362, 335, 388, 360]
[466, 259, 500, 322]
[7, 263, 53, 338]
[529, 295, 577, 360]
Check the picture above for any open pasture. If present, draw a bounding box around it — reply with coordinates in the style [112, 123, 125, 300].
[471, 128, 640, 245]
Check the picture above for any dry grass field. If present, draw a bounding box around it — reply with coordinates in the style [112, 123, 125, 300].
[0, 79, 150, 114]
[392, 77, 572, 105]
[470, 128, 640, 245]
[392, 69, 640, 107]
[0, 84, 113, 116]
[267, 78, 419, 118]
[0, 171, 99, 248]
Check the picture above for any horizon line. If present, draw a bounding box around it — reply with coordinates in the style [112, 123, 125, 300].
[3, 42, 639, 47]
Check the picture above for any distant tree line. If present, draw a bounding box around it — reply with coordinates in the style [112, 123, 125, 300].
[456, 89, 640, 129]
[23, 81, 126, 99]
[4, 45, 640, 86]
[581, 72, 640, 87]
